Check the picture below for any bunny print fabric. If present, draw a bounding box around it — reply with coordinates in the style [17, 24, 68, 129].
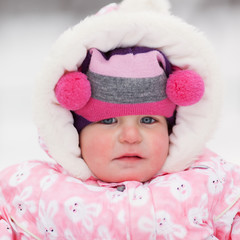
[0, 149, 240, 239]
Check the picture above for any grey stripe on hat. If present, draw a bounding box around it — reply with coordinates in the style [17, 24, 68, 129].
[87, 71, 167, 104]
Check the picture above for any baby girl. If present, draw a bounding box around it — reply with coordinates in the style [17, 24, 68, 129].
[1, 0, 240, 239]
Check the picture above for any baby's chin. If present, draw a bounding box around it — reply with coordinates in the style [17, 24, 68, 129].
[97, 172, 154, 183]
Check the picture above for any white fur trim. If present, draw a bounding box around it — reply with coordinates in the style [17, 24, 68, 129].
[34, 0, 221, 180]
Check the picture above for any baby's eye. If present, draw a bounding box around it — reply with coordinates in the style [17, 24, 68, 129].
[100, 118, 117, 124]
[140, 117, 156, 124]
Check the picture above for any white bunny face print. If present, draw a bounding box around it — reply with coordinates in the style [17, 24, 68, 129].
[12, 187, 36, 216]
[207, 172, 225, 194]
[194, 160, 226, 195]
[40, 172, 58, 191]
[9, 163, 37, 186]
[188, 194, 209, 227]
[210, 156, 233, 172]
[9, 168, 30, 186]
[196, 166, 226, 195]
[138, 210, 186, 239]
[155, 211, 187, 239]
[64, 197, 102, 232]
[129, 186, 150, 206]
[37, 200, 59, 239]
[106, 190, 125, 203]
[170, 176, 192, 201]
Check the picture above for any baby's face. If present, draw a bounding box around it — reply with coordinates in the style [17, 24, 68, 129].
[80, 115, 169, 183]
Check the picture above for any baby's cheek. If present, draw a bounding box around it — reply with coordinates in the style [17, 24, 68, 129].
[82, 133, 114, 165]
[151, 134, 169, 166]
[92, 135, 113, 156]
[153, 132, 169, 152]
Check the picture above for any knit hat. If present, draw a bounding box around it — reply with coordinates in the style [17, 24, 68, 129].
[55, 46, 204, 131]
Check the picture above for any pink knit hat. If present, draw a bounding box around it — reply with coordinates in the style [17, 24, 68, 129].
[55, 47, 204, 131]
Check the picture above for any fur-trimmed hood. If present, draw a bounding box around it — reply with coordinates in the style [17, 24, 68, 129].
[34, 0, 221, 180]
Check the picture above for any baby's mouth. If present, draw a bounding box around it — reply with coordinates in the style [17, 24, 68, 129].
[115, 154, 143, 161]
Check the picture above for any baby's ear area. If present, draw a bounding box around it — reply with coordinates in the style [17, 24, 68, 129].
[54, 71, 91, 110]
[166, 70, 205, 106]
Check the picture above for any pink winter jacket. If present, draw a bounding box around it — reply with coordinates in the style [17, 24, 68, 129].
[1, 149, 240, 239]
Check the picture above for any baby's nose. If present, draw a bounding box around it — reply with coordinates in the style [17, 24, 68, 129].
[118, 124, 142, 144]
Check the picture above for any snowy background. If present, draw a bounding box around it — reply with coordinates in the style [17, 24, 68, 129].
[0, 0, 239, 171]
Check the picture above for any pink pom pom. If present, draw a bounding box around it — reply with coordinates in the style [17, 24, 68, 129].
[166, 70, 205, 106]
[55, 72, 91, 110]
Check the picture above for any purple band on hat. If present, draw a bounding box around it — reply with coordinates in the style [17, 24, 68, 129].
[72, 112, 92, 131]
